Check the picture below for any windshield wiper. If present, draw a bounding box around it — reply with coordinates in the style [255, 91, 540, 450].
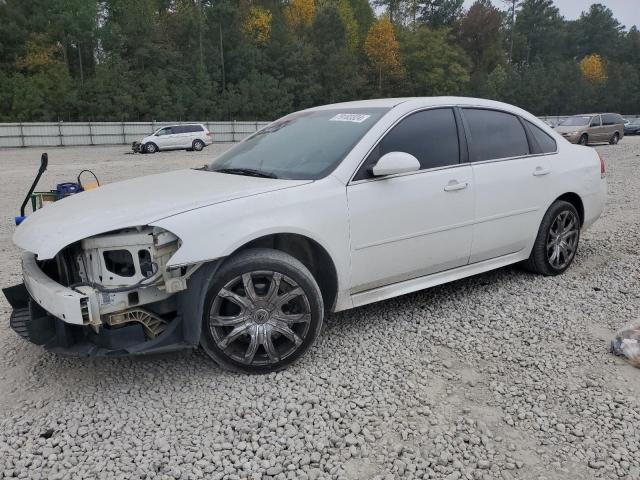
[212, 167, 278, 179]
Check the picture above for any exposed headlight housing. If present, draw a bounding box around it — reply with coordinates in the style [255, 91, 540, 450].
[78, 227, 179, 288]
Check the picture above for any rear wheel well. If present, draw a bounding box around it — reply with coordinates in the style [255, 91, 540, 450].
[235, 234, 338, 311]
[555, 193, 584, 226]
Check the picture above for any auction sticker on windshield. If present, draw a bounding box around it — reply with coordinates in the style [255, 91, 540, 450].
[330, 113, 371, 123]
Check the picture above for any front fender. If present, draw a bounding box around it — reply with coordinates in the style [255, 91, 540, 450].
[151, 176, 351, 298]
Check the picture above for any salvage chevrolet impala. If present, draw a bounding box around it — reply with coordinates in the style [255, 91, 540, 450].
[3, 98, 607, 373]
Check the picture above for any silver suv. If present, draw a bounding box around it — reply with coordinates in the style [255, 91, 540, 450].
[135, 123, 213, 153]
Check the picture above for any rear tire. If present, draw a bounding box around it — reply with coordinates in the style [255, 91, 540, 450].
[523, 200, 580, 276]
[200, 248, 324, 374]
[192, 139, 205, 152]
[578, 134, 588, 146]
[609, 132, 619, 145]
[145, 142, 158, 154]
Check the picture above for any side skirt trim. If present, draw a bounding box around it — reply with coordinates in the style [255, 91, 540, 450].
[350, 251, 526, 308]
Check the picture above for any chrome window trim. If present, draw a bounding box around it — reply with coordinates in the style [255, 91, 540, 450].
[469, 150, 558, 167]
[349, 151, 559, 186]
[348, 104, 559, 186]
[349, 162, 469, 185]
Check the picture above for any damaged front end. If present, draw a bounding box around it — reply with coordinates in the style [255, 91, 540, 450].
[3, 227, 201, 356]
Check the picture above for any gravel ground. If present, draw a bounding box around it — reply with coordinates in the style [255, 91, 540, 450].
[0, 140, 639, 480]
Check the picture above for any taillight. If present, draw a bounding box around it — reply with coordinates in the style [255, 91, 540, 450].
[598, 152, 606, 178]
[206, 132, 214, 137]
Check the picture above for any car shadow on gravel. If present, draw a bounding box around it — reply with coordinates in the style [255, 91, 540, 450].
[326, 263, 526, 329]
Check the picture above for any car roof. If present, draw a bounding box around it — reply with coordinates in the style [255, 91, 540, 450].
[305, 97, 557, 129]
[308, 96, 528, 109]
[304, 96, 539, 117]
[306, 98, 412, 110]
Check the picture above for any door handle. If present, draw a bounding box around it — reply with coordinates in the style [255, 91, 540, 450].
[533, 167, 551, 176]
[444, 181, 469, 192]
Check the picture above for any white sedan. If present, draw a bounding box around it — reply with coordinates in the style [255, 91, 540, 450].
[4, 97, 606, 373]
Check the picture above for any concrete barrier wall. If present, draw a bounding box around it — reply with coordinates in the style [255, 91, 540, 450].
[0, 121, 271, 148]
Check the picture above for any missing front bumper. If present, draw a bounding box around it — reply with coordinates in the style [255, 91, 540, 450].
[3, 283, 191, 357]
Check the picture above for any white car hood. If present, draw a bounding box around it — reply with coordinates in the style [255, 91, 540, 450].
[14, 169, 310, 259]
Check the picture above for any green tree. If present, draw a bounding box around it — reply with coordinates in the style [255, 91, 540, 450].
[419, 0, 463, 28]
[399, 26, 470, 95]
[568, 4, 623, 59]
[456, 0, 504, 76]
[311, 5, 363, 102]
[0, 0, 638, 121]
[512, 0, 564, 64]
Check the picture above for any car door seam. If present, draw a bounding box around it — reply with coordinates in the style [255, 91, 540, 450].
[353, 218, 476, 251]
[353, 206, 539, 251]
[474, 207, 539, 225]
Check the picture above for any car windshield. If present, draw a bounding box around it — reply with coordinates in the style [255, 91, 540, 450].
[559, 116, 592, 126]
[207, 108, 388, 180]
[631, 118, 640, 125]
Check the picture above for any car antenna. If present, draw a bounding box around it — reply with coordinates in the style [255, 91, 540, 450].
[16, 152, 48, 225]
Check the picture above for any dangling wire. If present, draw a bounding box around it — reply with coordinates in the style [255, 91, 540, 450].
[77, 170, 100, 189]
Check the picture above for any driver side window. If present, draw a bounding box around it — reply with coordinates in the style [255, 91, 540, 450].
[156, 127, 171, 136]
[353, 108, 460, 181]
[590, 116, 601, 127]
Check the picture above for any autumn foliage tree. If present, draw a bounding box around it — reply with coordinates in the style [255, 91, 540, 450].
[580, 54, 607, 85]
[285, 0, 316, 29]
[364, 15, 403, 93]
[243, 7, 273, 45]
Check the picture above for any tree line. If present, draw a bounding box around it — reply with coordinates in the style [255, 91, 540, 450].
[0, 0, 639, 122]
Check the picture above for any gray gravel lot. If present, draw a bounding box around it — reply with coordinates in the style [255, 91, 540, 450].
[0, 140, 639, 480]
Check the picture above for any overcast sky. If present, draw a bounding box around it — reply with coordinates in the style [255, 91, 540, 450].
[462, 0, 639, 30]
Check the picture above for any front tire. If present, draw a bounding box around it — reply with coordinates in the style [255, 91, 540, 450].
[524, 200, 581, 276]
[578, 134, 588, 146]
[609, 132, 619, 145]
[200, 249, 324, 373]
[145, 142, 158, 154]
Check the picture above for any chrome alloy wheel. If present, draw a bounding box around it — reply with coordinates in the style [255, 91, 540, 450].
[546, 210, 579, 270]
[208, 271, 312, 366]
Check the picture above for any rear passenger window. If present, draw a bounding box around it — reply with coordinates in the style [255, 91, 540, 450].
[463, 109, 529, 162]
[602, 114, 620, 126]
[188, 125, 204, 132]
[172, 126, 186, 134]
[354, 108, 459, 180]
[525, 120, 557, 154]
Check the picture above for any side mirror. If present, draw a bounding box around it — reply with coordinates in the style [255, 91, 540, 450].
[371, 151, 421, 177]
